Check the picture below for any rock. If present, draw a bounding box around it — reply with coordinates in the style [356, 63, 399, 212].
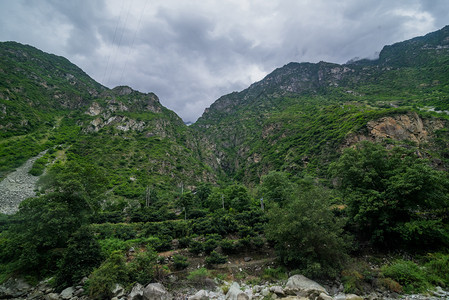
[333, 294, 346, 300]
[244, 257, 252, 262]
[60, 286, 75, 300]
[142, 283, 171, 300]
[189, 289, 210, 300]
[432, 286, 449, 297]
[0, 277, 32, 298]
[45, 293, 60, 300]
[226, 282, 249, 300]
[284, 274, 328, 297]
[74, 288, 85, 297]
[318, 292, 333, 300]
[112, 284, 125, 298]
[128, 283, 144, 300]
[345, 294, 363, 300]
[270, 286, 285, 296]
[28, 290, 44, 299]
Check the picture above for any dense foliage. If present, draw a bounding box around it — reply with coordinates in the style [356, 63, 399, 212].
[330, 141, 449, 249]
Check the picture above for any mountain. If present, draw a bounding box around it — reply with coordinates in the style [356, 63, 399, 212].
[2, 26, 449, 198]
[192, 25, 449, 182]
[1, 26, 449, 297]
[0, 42, 216, 207]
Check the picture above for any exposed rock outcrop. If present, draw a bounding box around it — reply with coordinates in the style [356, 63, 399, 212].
[343, 112, 445, 148]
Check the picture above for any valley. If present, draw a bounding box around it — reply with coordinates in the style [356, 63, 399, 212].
[0, 26, 449, 299]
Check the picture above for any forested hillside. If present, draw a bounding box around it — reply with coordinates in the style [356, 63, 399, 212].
[1, 26, 449, 299]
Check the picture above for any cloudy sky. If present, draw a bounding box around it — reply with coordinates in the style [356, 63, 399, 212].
[0, 1, 448, 122]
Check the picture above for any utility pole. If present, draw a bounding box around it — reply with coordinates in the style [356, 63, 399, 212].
[222, 194, 224, 210]
[145, 186, 151, 207]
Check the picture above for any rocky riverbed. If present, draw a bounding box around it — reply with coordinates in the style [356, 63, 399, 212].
[1, 274, 448, 300]
[0, 151, 46, 214]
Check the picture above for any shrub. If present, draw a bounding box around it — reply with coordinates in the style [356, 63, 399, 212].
[220, 239, 237, 254]
[379, 277, 403, 293]
[205, 251, 227, 265]
[187, 268, 210, 284]
[173, 254, 189, 270]
[262, 267, 288, 281]
[424, 253, 449, 287]
[381, 259, 430, 293]
[127, 247, 158, 285]
[204, 234, 222, 254]
[87, 251, 129, 299]
[189, 239, 204, 254]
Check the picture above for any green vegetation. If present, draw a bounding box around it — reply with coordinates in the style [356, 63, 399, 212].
[1, 27, 449, 296]
[330, 141, 449, 249]
[265, 185, 349, 278]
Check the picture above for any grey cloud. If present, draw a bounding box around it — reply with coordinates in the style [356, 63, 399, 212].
[0, 0, 447, 122]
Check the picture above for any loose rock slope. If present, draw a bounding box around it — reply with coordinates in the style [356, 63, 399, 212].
[0, 151, 45, 214]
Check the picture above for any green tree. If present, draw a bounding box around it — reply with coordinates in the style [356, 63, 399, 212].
[265, 186, 349, 278]
[225, 184, 251, 211]
[259, 171, 294, 208]
[54, 226, 103, 290]
[329, 141, 449, 248]
[0, 161, 107, 279]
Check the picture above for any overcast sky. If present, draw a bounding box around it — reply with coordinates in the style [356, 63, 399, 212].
[0, 1, 448, 122]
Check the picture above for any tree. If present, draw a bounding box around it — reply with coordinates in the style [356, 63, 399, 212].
[265, 186, 349, 278]
[54, 226, 103, 290]
[225, 184, 251, 211]
[259, 171, 294, 208]
[0, 161, 107, 279]
[329, 141, 449, 248]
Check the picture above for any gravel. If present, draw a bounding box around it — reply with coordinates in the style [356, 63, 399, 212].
[0, 151, 46, 214]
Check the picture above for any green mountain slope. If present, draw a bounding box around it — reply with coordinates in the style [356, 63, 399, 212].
[193, 25, 449, 183]
[0, 42, 216, 200]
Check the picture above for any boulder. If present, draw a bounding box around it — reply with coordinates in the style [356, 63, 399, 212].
[345, 294, 363, 300]
[225, 282, 249, 300]
[44, 293, 60, 300]
[318, 292, 333, 300]
[334, 293, 346, 300]
[142, 283, 171, 300]
[128, 283, 144, 300]
[0, 278, 32, 298]
[284, 274, 328, 297]
[112, 284, 125, 298]
[189, 289, 210, 300]
[270, 285, 285, 296]
[60, 286, 75, 300]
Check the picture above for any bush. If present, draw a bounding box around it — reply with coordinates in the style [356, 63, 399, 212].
[187, 267, 210, 284]
[205, 251, 227, 265]
[204, 234, 222, 254]
[424, 253, 449, 287]
[220, 239, 238, 254]
[189, 239, 204, 254]
[87, 252, 129, 299]
[381, 259, 430, 293]
[262, 267, 288, 281]
[127, 247, 158, 285]
[173, 254, 189, 270]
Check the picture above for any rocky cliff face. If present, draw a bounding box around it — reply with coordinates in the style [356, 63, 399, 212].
[343, 113, 446, 147]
